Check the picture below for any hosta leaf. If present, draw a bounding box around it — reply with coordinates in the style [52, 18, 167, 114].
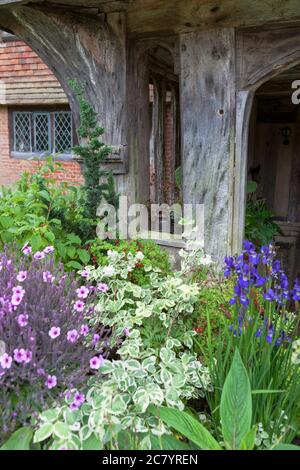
[133, 388, 150, 413]
[150, 406, 221, 450]
[53, 422, 70, 440]
[40, 409, 60, 423]
[1, 427, 33, 450]
[240, 426, 257, 450]
[64, 408, 81, 425]
[220, 348, 252, 450]
[33, 423, 54, 443]
[79, 425, 93, 442]
[111, 395, 127, 415]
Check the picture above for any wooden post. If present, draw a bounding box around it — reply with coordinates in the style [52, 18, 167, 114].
[180, 28, 236, 261]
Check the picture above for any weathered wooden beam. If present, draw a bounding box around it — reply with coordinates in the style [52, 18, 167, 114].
[0, 5, 127, 152]
[3, 0, 300, 35]
[180, 28, 236, 260]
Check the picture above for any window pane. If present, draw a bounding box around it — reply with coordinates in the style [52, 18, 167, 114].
[54, 112, 72, 154]
[34, 113, 50, 153]
[14, 112, 32, 152]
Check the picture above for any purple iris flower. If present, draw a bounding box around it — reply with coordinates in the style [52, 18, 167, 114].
[255, 275, 266, 287]
[255, 329, 262, 338]
[243, 240, 255, 252]
[249, 254, 260, 265]
[264, 289, 275, 302]
[240, 295, 250, 307]
[266, 332, 273, 344]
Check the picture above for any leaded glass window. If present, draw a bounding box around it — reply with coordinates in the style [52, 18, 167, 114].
[13, 110, 73, 157]
[34, 113, 51, 152]
[54, 112, 73, 153]
[14, 112, 32, 152]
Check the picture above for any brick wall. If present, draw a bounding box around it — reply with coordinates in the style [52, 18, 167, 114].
[164, 101, 174, 204]
[0, 105, 83, 186]
[0, 36, 83, 186]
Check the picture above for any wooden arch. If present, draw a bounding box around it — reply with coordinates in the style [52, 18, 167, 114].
[232, 24, 300, 254]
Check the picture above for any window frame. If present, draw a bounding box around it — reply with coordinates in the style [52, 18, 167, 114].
[10, 107, 75, 161]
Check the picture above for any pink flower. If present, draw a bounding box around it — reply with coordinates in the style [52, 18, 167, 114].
[67, 329, 79, 343]
[90, 355, 104, 370]
[73, 392, 85, 407]
[45, 375, 57, 389]
[11, 294, 23, 307]
[97, 283, 109, 293]
[74, 300, 85, 313]
[34, 251, 45, 260]
[21, 244, 32, 256]
[17, 314, 28, 327]
[43, 271, 55, 283]
[16, 271, 27, 283]
[13, 348, 26, 363]
[12, 286, 25, 296]
[69, 402, 79, 411]
[81, 269, 89, 278]
[49, 326, 61, 339]
[76, 286, 89, 299]
[124, 327, 130, 337]
[80, 324, 89, 337]
[23, 350, 32, 364]
[43, 246, 54, 254]
[0, 353, 12, 369]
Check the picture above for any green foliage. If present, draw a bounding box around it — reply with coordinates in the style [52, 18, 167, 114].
[191, 282, 231, 358]
[0, 427, 33, 451]
[245, 199, 280, 246]
[70, 80, 119, 224]
[3, 238, 300, 451]
[150, 406, 221, 450]
[0, 159, 91, 269]
[85, 249, 200, 353]
[245, 181, 280, 246]
[31, 339, 210, 450]
[89, 238, 171, 286]
[30, 250, 212, 450]
[202, 296, 300, 447]
[151, 349, 300, 450]
[220, 349, 252, 449]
